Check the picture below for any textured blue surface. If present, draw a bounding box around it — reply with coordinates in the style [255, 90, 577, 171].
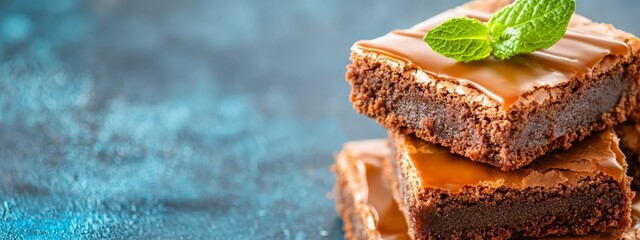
[0, 0, 639, 239]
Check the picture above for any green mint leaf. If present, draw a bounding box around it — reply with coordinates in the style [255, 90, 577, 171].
[423, 17, 491, 63]
[488, 0, 576, 59]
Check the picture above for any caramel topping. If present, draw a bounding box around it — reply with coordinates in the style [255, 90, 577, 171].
[363, 159, 409, 239]
[353, 8, 630, 109]
[344, 140, 409, 240]
[401, 129, 624, 193]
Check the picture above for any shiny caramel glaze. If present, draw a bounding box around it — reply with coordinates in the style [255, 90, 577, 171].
[399, 129, 625, 193]
[342, 140, 409, 239]
[353, 8, 629, 108]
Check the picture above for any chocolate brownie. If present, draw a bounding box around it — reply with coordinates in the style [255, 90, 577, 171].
[334, 138, 639, 240]
[385, 129, 633, 239]
[616, 123, 640, 189]
[346, 0, 640, 170]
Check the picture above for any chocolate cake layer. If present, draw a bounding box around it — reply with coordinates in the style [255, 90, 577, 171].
[386, 129, 633, 239]
[346, 0, 640, 170]
[333, 138, 640, 240]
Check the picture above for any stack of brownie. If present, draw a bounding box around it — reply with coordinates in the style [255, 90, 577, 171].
[333, 0, 640, 239]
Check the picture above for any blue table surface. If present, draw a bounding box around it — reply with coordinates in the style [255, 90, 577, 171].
[1, 0, 639, 239]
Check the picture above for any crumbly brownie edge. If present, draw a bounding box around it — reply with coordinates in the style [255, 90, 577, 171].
[334, 168, 363, 240]
[417, 176, 634, 239]
[385, 132, 634, 240]
[347, 52, 640, 170]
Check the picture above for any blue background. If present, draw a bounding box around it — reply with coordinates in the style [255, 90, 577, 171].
[0, 0, 639, 239]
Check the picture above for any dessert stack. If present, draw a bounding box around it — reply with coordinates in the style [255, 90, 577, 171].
[333, 0, 640, 239]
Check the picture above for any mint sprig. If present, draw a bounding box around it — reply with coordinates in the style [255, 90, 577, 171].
[423, 0, 576, 62]
[424, 17, 492, 62]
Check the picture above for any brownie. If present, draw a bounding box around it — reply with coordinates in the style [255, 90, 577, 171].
[616, 123, 640, 189]
[385, 129, 633, 239]
[346, 0, 640, 170]
[333, 138, 639, 240]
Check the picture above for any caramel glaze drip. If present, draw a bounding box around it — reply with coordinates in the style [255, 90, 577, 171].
[362, 159, 409, 240]
[403, 129, 625, 193]
[346, 139, 409, 239]
[350, 137, 635, 240]
[353, 8, 630, 109]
